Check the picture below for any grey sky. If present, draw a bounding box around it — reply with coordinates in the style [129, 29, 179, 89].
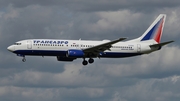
[0, 0, 180, 101]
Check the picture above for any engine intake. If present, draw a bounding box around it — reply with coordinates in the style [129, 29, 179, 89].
[67, 49, 84, 58]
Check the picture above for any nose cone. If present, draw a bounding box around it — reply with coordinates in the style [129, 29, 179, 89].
[7, 45, 14, 52]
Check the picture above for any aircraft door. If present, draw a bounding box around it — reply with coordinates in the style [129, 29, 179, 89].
[137, 44, 141, 53]
[27, 41, 32, 49]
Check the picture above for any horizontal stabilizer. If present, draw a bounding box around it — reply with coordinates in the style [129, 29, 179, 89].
[150, 41, 174, 48]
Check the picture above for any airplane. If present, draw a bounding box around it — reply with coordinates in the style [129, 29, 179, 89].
[7, 14, 174, 65]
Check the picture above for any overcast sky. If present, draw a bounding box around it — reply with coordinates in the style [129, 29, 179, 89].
[0, 0, 180, 101]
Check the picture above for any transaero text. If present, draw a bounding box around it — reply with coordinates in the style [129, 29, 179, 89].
[33, 40, 68, 44]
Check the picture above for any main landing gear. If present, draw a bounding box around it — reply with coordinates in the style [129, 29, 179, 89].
[82, 58, 94, 66]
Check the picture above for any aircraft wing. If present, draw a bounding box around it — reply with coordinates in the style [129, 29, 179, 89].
[83, 38, 127, 55]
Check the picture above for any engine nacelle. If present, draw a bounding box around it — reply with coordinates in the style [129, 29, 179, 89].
[57, 56, 75, 62]
[67, 49, 84, 58]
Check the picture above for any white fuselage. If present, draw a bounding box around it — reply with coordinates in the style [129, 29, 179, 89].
[7, 39, 158, 58]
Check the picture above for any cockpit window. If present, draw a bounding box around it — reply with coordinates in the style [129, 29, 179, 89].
[14, 43, 21, 45]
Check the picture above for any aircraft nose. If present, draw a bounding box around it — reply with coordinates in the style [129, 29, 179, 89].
[7, 45, 14, 52]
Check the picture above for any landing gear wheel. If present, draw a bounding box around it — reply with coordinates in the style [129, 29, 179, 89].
[22, 58, 26, 62]
[82, 60, 88, 66]
[88, 58, 94, 64]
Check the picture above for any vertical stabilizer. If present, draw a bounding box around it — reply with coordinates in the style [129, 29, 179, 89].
[128, 14, 166, 43]
[140, 14, 166, 43]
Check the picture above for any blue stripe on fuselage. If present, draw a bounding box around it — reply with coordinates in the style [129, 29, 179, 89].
[13, 50, 141, 58]
[14, 50, 67, 56]
[100, 52, 141, 58]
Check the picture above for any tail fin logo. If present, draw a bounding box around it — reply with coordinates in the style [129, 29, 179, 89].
[141, 16, 165, 43]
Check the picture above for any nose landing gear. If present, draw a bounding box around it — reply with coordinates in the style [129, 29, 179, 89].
[22, 57, 26, 62]
[17, 54, 26, 62]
